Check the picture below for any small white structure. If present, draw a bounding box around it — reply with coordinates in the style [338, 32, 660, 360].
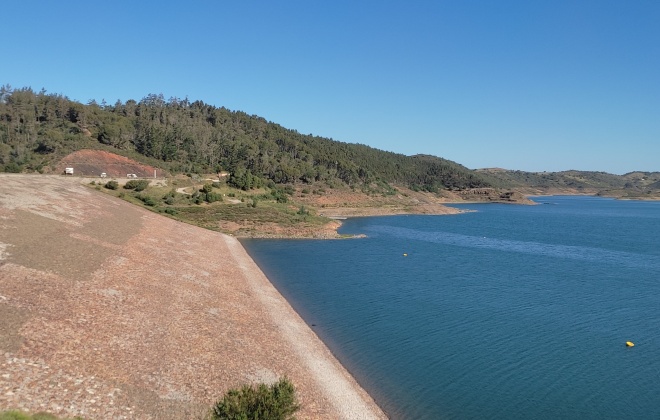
[100, 173, 107, 178]
[65, 167, 74, 175]
[127, 173, 137, 178]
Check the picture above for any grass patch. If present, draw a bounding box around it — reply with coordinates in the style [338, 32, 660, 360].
[174, 201, 327, 230]
[89, 179, 333, 236]
[0, 411, 82, 420]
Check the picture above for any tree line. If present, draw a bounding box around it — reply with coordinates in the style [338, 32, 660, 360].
[0, 85, 495, 191]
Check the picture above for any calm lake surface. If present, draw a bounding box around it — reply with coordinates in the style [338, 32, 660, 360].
[242, 196, 660, 419]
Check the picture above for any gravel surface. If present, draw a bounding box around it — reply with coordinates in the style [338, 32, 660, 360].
[0, 174, 387, 419]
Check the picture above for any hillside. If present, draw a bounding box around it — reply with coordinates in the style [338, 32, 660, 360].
[1, 85, 656, 204]
[41, 149, 536, 238]
[0, 86, 492, 193]
[57, 149, 166, 178]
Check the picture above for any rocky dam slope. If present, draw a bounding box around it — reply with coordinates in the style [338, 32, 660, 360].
[0, 174, 386, 419]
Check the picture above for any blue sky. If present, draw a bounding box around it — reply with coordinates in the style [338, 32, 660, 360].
[4, 0, 659, 174]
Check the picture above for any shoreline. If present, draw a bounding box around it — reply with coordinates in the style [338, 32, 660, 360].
[225, 235, 387, 419]
[231, 204, 473, 239]
[0, 175, 387, 419]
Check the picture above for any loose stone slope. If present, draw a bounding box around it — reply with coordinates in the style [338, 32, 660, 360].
[0, 174, 386, 419]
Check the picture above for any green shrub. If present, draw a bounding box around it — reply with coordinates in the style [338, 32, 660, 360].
[163, 189, 178, 204]
[191, 191, 204, 205]
[4, 162, 23, 173]
[143, 197, 157, 206]
[136, 194, 157, 206]
[0, 411, 64, 420]
[0, 411, 31, 420]
[124, 179, 150, 191]
[271, 189, 288, 203]
[211, 378, 299, 420]
[201, 183, 214, 194]
[134, 180, 150, 191]
[104, 180, 119, 190]
[206, 192, 223, 203]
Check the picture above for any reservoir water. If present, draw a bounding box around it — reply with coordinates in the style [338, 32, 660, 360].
[242, 196, 660, 419]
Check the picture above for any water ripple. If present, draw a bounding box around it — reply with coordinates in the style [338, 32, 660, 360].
[367, 225, 660, 270]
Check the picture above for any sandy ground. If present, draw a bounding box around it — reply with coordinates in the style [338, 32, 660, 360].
[0, 174, 387, 419]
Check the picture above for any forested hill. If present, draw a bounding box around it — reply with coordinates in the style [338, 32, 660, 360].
[0, 86, 492, 191]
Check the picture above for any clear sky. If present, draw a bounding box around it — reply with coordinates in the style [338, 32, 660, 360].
[3, 0, 659, 174]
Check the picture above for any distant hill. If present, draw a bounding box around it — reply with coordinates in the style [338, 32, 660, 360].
[477, 168, 660, 199]
[0, 86, 492, 192]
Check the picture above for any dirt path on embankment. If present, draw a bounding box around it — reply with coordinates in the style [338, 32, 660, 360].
[0, 174, 386, 420]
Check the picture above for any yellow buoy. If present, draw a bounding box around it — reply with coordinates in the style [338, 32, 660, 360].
[403, 253, 408, 257]
[626, 341, 635, 347]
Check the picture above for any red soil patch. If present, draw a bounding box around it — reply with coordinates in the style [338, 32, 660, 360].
[57, 150, 165, 178]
